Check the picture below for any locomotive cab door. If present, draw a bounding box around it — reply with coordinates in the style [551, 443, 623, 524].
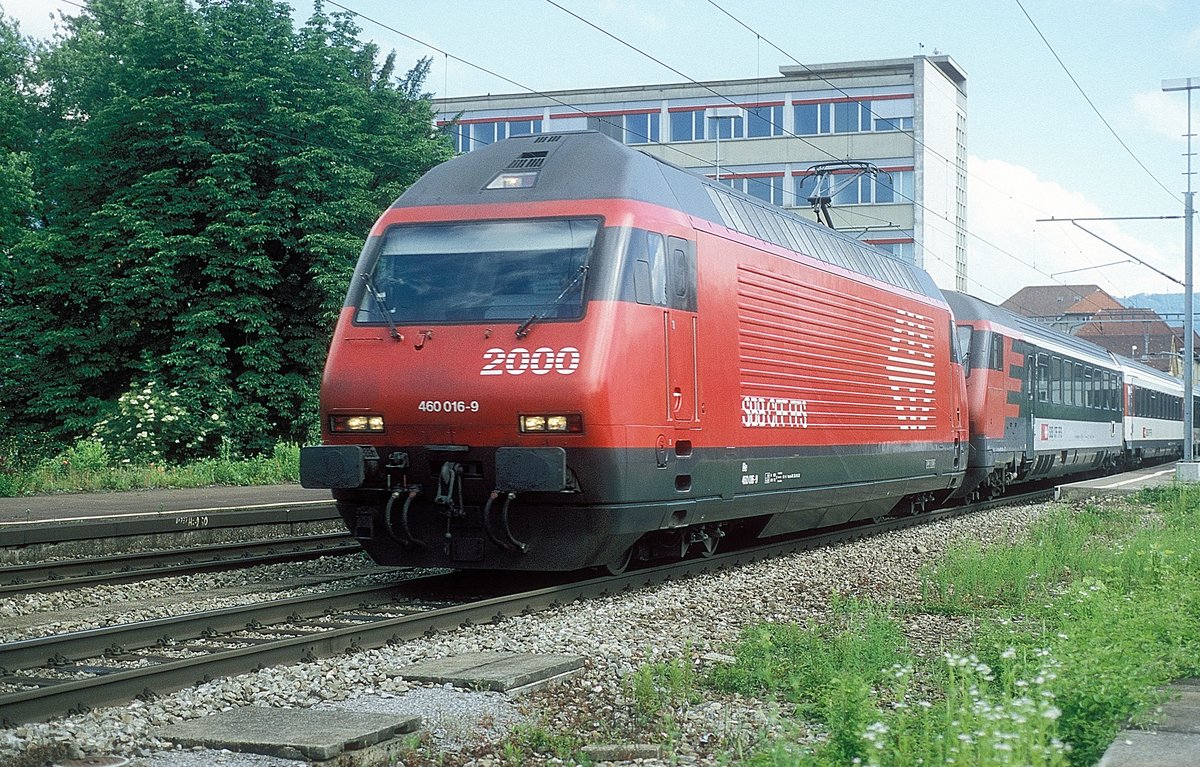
[664, 236, 698, 423]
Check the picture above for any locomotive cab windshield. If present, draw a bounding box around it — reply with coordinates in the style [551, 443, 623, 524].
[353, 217, 601, 326]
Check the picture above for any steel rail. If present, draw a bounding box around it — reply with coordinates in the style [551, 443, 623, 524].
[0, 490, 1054, 725]
[0, 577, 425, 672]
[0, 533, 362, 596]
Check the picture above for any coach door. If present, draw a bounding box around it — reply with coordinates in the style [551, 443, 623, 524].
[1024, 353, 1038, 459]
[664, 236, 698, 423]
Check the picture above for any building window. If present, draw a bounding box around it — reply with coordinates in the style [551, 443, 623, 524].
[587, 115, 624, 142]
[793, 96, 913, 136]
[709, 112, 743, 139]
[451, 119, 544, 152]
[507, 119, 538, 137]
[722, 176, 784, 206]
[875, 114, 914, 131]
[794, 102, 828, 135]
[832, 100, 871, 133]
[869, 241, 915, 264]
[623, 112, 660, 144]
[471, 121, 499, 149]
[795, 172, 820, 204]
[746, 105, 784, 137]
[670, 109, 706, 142]
[874, 170, 913, 203]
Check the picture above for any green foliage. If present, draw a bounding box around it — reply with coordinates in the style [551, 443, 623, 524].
[629, 655, 698, 727]
[91, 379, 227, 463]
[0, 440, 300, 495]
[719, 493, 1200, 766]
[498, 724, 581, 764]
[919, 502, 1131, 612]
[0, 0, 453, 457]
[708, 600, 907, 718]
[917, 497, 1200, 766]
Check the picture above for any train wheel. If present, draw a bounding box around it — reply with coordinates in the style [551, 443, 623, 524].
[603, 546, 633, 576]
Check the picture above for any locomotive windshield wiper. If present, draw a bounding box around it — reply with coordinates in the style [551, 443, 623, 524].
[515, 263, 588, 339]
[361, 272, 402, 341]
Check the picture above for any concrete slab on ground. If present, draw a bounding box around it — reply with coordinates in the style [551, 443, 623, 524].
[152, 706, 420, 762]
[1055, 463, 1180, 501]
[1097, 730, 1200, 767]
[1098, 681, 1200, 767]
[396, 651, 584, 693]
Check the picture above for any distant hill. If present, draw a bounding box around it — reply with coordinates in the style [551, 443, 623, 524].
[1120, 292, 1192, 320]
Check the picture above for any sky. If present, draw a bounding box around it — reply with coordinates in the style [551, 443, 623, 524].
[2, 0, 1198, 306]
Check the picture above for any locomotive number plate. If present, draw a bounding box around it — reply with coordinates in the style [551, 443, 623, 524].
[480, 346, 581, 376]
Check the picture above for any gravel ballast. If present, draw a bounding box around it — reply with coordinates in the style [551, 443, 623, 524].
[0, 502, 1055, 766]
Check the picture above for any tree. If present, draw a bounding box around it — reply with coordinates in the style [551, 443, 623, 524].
[0, 0, 453, 460]
[0, 11, 47, 443]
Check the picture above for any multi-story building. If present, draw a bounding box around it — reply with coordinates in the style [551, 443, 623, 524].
[434, 55, 969, 290]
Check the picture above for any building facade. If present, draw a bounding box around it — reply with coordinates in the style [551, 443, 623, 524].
[433, 55, 969, 290]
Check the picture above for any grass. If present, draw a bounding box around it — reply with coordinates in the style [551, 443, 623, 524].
[617, 484, 1200, 766]
[0, 441, 301, 496]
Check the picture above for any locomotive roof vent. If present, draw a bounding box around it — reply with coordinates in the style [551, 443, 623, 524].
[506, 151, 548, 170]
[533, 135, 562, 143]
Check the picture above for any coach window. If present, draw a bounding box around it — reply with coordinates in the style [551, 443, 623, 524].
[1036, 354, 1050, 402]
[989, 333, 1004, 370]
[1083, 367, 1094, 407]
[1049, 356, 1062, 404]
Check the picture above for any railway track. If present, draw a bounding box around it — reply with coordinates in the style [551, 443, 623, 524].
[0, 489, 1054, 726]
[0, 532, 363, 596]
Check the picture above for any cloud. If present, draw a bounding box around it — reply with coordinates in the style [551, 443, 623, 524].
[1133, 90, 1190, 140]
[1185, 23, 1200, 54]
[965, 157, 1181, 304]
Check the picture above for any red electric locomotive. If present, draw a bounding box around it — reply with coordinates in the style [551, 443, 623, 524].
[301, 132, 968, 571]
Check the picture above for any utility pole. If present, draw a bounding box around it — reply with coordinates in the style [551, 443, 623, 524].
[707, 107, 744, 183]
[1164, 77, 1198, 479]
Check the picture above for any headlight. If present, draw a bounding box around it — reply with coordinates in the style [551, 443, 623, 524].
[519, 413, 583, 433]
[329, 414, 385, 433]
[485, 170, 539, 189]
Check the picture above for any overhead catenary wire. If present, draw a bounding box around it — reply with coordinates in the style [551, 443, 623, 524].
[37, 0, 1171, 310]
[542, 0, 1131, 308]
[1012, 0, 1179, 205]
[701, 0, 1144, 310]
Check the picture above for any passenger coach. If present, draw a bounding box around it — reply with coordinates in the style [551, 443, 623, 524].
[301, 131, 968, 572]
[1118, 358, 1185, 465]
[942, 291, 1124, 499]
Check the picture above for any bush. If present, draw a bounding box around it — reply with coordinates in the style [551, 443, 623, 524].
[90, 379, 226, 464]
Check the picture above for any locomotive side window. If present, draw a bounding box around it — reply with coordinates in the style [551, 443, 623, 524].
[667, 236, 697, 312]
[629, 229, 668, 307]
[954, 325, 972, 373]
[355, 218, 600, 324]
